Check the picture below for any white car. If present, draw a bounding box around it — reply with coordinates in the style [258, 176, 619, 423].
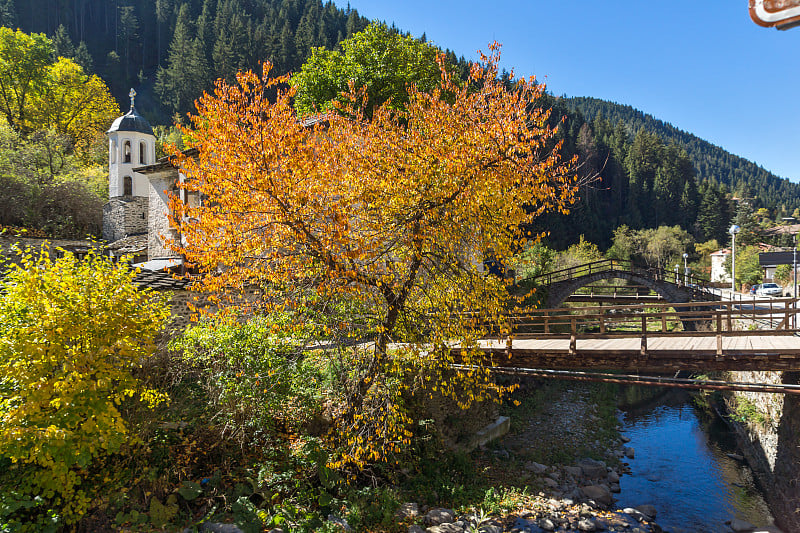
[756, 283, 783, 297]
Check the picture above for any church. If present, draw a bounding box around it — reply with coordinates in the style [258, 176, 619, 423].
[103, 89, 191, 271]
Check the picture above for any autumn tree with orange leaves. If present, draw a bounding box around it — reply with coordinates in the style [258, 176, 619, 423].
[170, 44, 578, 469]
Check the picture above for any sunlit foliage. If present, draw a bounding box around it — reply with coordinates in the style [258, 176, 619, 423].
[0, 246, 169, 526]
[0, 28, 118, 157]
[169, 44, 578, 470]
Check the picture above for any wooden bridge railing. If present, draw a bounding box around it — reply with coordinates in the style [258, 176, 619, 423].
[468, 299, 799, 360]
[502, 299, 800, 339]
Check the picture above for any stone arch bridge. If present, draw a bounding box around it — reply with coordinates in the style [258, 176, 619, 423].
[532, 259, 719, 310]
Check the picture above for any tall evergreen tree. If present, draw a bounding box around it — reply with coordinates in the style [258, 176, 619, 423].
[155, 4, 208, 117]
[74, 41, 94, 74]
[52, 24, 74, 59]
[733, 199, 759, 246]
[679, 177, 699, 230]
[625, 131, 662, 227]
[0, 0, 15, 27]
[696, 184, 729, 243]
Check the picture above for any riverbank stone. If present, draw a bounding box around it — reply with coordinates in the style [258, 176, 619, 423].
[539, 517, 556, 530]
[635, 504, 657, 520]
[580, 484, 613, 506]
[408, 526, 425, 533]
[426, 524, 461, 533]
[424, 508, 455, 526]
[576, 458, 607, 479]
[624, 447, 636, 459]
[525, 461, 548, 474]
[729, 518, 757, 532]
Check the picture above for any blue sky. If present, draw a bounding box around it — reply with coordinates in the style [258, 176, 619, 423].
[335, 1, 800, 181]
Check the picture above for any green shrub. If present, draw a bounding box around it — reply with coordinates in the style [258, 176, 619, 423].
[171, 315, 328, 442]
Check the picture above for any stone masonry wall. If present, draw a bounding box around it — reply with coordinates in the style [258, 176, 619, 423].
[102, 196, 148, 242]
[147, 174, 179, 259]
[726, 370, 800, 531]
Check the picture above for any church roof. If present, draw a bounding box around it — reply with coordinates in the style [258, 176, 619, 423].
[107, 106, 154, 136]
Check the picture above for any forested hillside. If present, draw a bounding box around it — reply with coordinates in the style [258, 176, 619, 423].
[565, 96, 799, 210]
[3, 0, 470, 125]
[3, 0, 371, 122]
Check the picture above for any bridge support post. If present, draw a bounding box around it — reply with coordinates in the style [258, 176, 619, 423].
[726, 302, 732, 331]
[570, 317, 577, 355]
[640, 315, 647, 357]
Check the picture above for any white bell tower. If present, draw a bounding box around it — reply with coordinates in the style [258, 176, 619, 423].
[103, 89, 155, 243]
[107, 89, 156, 198]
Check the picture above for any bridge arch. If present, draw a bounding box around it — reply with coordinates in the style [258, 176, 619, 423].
[544, 270, 699, 329]
[545, 270, 692, 308]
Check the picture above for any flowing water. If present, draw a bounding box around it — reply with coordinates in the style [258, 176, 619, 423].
[615, 389, 774, 533]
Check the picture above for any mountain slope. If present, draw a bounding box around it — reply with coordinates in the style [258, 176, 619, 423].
[565, 96, 798, 210]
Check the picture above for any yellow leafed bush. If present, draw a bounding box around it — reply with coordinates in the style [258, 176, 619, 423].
[0, 246, 170, 526]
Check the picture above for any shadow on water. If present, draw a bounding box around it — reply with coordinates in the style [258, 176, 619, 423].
[616, 387, 774, 533]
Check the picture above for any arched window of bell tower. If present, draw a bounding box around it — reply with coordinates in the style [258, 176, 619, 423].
[123, 141, 131, 163]
[139, 141, 147, 164]
[110, 139, 117, 164]
[123, 176, 133, 196]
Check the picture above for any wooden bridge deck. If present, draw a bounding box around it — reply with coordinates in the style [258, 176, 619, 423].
[475, 334, 800, 372]
[451, 299, 800, 373]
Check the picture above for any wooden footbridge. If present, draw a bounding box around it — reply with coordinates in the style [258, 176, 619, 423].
[452, 260, 800, 391]
[469, 299, 800, 373]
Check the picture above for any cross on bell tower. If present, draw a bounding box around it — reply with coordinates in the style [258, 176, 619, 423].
[129, 88, 137, 111]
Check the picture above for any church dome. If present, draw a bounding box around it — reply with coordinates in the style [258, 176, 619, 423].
[107, 106, 154, 136]
[107, 89, 154, 136]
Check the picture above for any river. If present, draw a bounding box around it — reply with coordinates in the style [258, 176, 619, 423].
[615, 388, 775, 533]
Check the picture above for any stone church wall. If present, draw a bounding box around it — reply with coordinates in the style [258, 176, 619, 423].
[102, 196, 148, 242]
[147, 174, 180, 259]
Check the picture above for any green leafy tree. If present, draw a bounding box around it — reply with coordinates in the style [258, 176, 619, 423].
[171, 316, 326, 443]
[0, 28, 118, 156]
[724, 244, 762, 290]
[30, 57, 119, 155]
[607, 224, 692, 271]
[607, 224, 644, 262]
[0, 27, 52, 134]
[554, 235, 605, 271]
[291, 22, 444, 117]
[774, 263, 793, 287]
[0, 247, 169, 526]
[642, 225, 693, 271]
[513, 241, 555, 279]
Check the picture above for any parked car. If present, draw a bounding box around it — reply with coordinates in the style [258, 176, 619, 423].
[756, 283, 783, 297]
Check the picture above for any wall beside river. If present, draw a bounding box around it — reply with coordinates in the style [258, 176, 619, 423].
[726, 370, 800, 531]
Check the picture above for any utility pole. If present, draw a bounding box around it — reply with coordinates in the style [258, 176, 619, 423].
[730, 225, 740, 295]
